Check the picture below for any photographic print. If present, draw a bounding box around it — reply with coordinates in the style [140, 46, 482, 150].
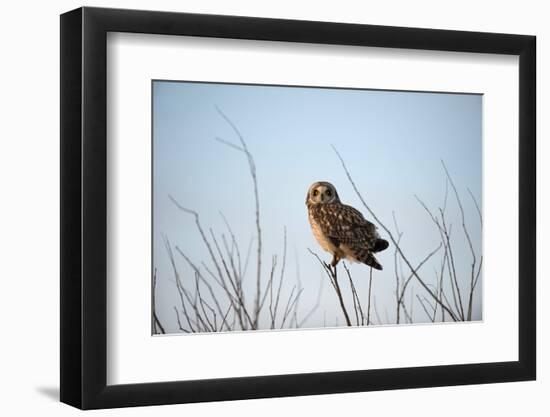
[152, 80, 482, 335]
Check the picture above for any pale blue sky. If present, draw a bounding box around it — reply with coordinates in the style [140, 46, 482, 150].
[153, 80, 482, 333]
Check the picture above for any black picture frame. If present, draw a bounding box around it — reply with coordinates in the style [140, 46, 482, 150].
[60, 6, 536, 410]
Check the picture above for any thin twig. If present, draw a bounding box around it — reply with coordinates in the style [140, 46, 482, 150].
[308, 249, 352, 326]
[215, 106, 263, 329]
[333, 145, 458, 321]
[342, 262, 365, 325]
[367, 267, 374, 325]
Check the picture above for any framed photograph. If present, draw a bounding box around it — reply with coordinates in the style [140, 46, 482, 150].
[60, 6, 536, 409]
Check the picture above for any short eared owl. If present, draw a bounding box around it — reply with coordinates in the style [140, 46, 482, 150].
[306, 181, 389, 270]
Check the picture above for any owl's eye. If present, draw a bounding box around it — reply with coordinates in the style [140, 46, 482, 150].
[313, 190, 319, 197]
[326, 190, 332, 197]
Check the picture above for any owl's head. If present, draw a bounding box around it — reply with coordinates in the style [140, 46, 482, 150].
[306, 181, 341, 206]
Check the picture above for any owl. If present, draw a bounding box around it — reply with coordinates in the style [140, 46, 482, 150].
[306, 181, 389, 270]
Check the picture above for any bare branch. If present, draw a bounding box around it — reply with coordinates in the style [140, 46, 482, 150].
[298, 273, 324, 328]
[333, 145, 459, 321]
[441, 161, 477, 321]
[367, 267, 374, 325]
[417, 294, 435, 322]
[215, 106, 263, 329]
[152, 269, 166, 334]
[467, 187, 483, 227]
[342, 262, 365, 326]
[308, 248, 352, 326]
[270, 227, 287, 328]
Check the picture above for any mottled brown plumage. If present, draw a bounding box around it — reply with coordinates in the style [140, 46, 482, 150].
[306, 181, 388, 270]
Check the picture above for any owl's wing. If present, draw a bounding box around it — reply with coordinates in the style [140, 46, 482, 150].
[316, 204, 379, 248]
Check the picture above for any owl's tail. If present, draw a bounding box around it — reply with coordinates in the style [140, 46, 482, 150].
[357, 249, 383, 270]
[372, 238, 389, 253]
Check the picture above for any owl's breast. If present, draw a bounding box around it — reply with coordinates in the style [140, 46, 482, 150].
[308, 211, 338, 255]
